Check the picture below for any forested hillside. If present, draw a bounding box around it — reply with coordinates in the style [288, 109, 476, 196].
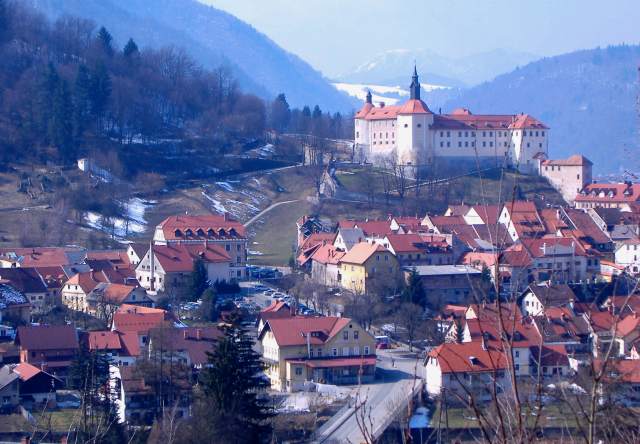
[27, 0, 355, 111]
[429, 45, 640, 173]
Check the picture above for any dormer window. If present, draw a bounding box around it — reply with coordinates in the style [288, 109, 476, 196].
[174, 229, 182, 237]
[185, 229, 193, 236]
[218, 228, 226, 236]
[207, 229, 215, 236]
[196, 228, 205, 236]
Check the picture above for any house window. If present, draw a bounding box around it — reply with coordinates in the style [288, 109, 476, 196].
[332, 348, 338, 356]
[354, 331, 359, 340]
[364, 346, 370, 355]
[295, 367, 302, 376]
[343, 331, 349, 340]
[515, 351, 520, 358]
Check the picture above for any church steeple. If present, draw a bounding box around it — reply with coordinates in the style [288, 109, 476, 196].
[366, 89, 372, 104]
[409, 65, 420, 100]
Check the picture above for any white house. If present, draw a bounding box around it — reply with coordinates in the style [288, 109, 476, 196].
[615, 238, 640, 274]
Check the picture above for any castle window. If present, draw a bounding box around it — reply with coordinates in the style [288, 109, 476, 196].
[577, 174, 580, 180]
[542, 131, 545, 136]
[465, 131, 469, 137]
[373, 133, 375, 139]
[417, 123, 422, 128]
[527, 143, 530, 148]
[471, 141, 475, 147]
[490, 141, 493, 147]
[404, 124, 408, 128]
[482, 131, 486, 137]
[535, 131, 539, 137]
[356, 131, 359, 138]
[446, 131, 450, 137]
[458, 142, 462, 147]
[440, 142, 444, 147]
[458, 131, 462, 137]
[447, 142, 451, 147]
[539, 143, 543, 148]
[471, 132, 475, 137]
[489, 131, 493, 137]
[482, 141, 486, 147]
[504, 142, 508, 147]
[386, 132, 388, 138]
[440, 131, 444, 137]
[465, 141, 469, 147]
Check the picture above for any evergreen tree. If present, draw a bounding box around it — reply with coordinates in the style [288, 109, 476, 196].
[198, 324, 272, 443]
[49, 79, 75, 163]
[455, 320, 465, 343]
[38, 63, 60, 138]
[190, 258, 209, 300]
[123, 38, 139, 58]
[97, 26, 114, 57]
[312, 104, 322, 119]
[200, 287, 218, 322]
[89, 62, 112, 132]
[269, 93, 290, 132]
[402, 268, 426, 307]
[74, 64, 93, 137]
[70, 348, 126, 442]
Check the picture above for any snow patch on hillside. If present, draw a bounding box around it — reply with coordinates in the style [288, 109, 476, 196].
[333, 82, 448, 105]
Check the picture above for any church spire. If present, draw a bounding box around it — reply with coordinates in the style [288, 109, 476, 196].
[410, 65, 420, 100]
[366, 89, 372, 104]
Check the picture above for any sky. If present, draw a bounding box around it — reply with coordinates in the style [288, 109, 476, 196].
[200, 0, 640, 78]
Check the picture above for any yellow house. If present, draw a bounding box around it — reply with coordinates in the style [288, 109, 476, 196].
[338, 242, 399, 294]
[258, 316, 377, 392]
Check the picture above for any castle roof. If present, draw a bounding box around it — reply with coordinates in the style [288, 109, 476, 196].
[398, 99, 432, 115]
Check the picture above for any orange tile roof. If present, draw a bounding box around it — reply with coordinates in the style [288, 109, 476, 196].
[158, 214, 246, 240]
[310, 243, 345, 265]
[397, 99, 432, 115]
[576, 183, 640, 204]
[12, 362, 42, 381]
[362, 105, 402, 121]
[340, 242, 388, 265]
[542, 155, 592, 166]
[149, 243, 230, 273]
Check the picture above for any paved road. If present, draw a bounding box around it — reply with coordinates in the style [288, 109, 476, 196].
[244, 199, 299, 227]
[316, 348, 423, 443]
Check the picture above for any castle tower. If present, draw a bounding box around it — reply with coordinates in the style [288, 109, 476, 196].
[409, 64, 420, 100]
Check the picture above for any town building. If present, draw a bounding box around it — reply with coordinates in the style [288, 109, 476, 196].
[354, 68, 549, 174]
[338, 242, 399, 294]
[15, 325, 79, 383]
[519, 283, 576, 317]
[135, 243, 231, 295]
[85, 330, 140, 366]
[406, 265, 483, 307]
[539, 155, 593, 204]
[0, 284, 30, 324]
[153, 214, 248, 279]
[310, 243, 345, 287]
[258, 316, 376, 392]
[575, 182, 640, 210]
[0, 268, 49, 315]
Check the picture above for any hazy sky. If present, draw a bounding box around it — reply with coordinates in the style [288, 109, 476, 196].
[200, 0, 640, 77]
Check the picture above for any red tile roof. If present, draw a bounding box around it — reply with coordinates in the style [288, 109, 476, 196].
[149, 243, 230, 273]
[397, 99, 432, 115]
[263, 316, 351, 347]
[288, 356, 377, 368]
[362, 104, 402, 121]
[16, 325, 78, 351]
[542, 155, 592, 166]
[0, 247, 83, 268]
[65, 271, 105, 293]
[428, 342, 510, 374]
[113, 306, 172, 335]
[576, 183, 640, 204]
[355, 102, 374, 119]
[310, 244, 345, 265]
[13, 362, 43, 381]
[432, 112, 547, 131]
[470, 205, 501, 225]
[158, 214, 246, 241]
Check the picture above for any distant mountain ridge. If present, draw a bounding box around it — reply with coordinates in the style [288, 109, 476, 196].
[28, 0, 356, 111]
[338, 48, 539, 87]
[425, 45, 640, 174]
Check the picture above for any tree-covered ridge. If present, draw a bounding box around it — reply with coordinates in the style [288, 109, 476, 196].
[0, 0, 264, 165]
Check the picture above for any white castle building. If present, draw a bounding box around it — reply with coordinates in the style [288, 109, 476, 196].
[354, 68, 549, 173]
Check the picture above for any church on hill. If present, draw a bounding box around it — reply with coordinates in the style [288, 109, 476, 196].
[353, 67, 549, 174]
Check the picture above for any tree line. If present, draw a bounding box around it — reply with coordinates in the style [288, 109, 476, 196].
[0, 0, 351, 170]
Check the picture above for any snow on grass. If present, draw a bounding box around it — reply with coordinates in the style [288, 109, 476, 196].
[227, 199, 259, 212]
[248, 250, 264, 256]
[201, 191, 227, 214]
[216, 181, 235, 192]
[252, 178, 261, 186]
[84, 198, 155, 240]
